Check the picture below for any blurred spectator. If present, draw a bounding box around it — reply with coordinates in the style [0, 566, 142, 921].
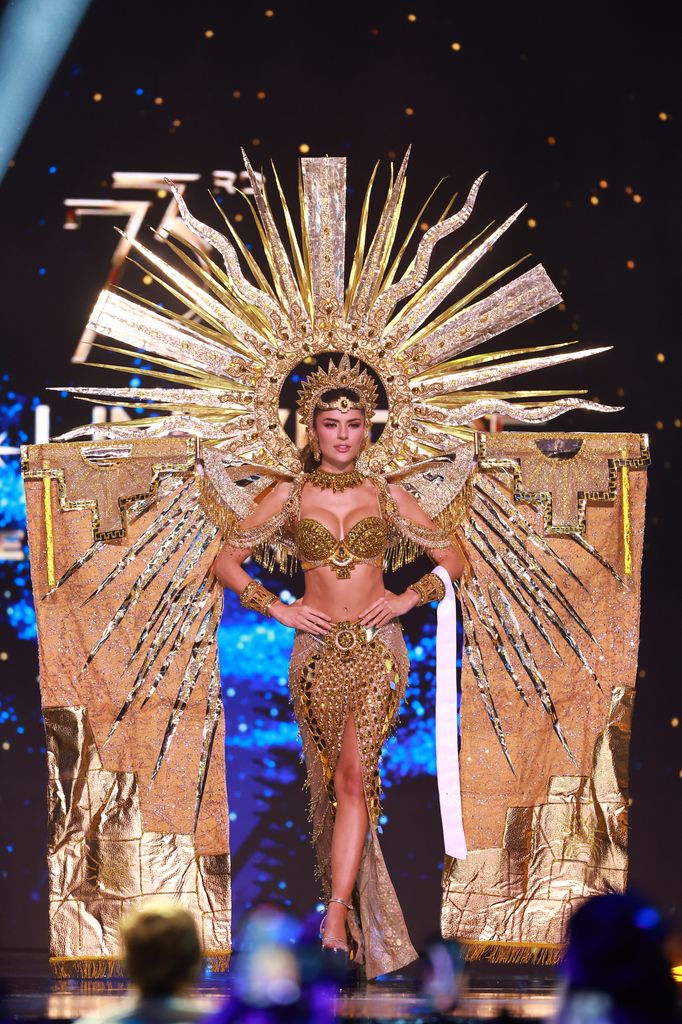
[553, 892, 679, 1023]
[419, 936, 466, 1013]
[209, 903, 338, 1024]
[78, 900, 204, 1024]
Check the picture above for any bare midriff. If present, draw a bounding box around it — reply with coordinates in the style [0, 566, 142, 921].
[300, 562, 387, 623]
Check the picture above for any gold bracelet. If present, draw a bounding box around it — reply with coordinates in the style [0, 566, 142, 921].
[240, 579, 278, 617]
[409, 571, 446, 607]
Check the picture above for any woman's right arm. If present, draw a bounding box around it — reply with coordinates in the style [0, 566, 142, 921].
[212, 482, 331, 636]
[212, 480, 292, 595]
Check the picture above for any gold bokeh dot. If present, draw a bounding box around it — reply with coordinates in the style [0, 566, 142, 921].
[154, 96, 163, 105]
[656, 352, 666, 363]
[617, 387, 625, 397]
[419, 222, 429, 232]
[2, 742, 9, 751]
[547, 135, 556, 145]
[142, 274, 153, 286]
[407, 12, 417, 21]
[659, 111, 669, 121]
[234, 213, 244, 222]
[156, 189, 167, 199]
[656, 420, 664, 430]
[674, 418, 681, 428]
[232, 90, 241, 99]
[590, 195, 599, 205]
[0, 652, 7, 661]
[451, 41, 461, 51]
[204, 28, 214, 38]
[625, 185, 633, 195]
[265, 8, 274, 16]
[527, 217, 537, 228]
[558, 302, 566, 311]
[405, 106, 414, 116]
[172, 119, 181, 128]
[252, 137, 261, 146]
[256, 90, 266, 100]
[599, 179, 608, 188]
[638, 668, 646, 678]
[633, 193, 642, 203]
[298, 143, 310, 154]
[626, 259, 636, 269]
[93, 92, 103, 102]
[672, 717, 680, 728]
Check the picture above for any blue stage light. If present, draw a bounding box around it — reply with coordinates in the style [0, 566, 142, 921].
[0, 0, 93, 185]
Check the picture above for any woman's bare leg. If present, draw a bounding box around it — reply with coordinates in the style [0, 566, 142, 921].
[323, 712, 368, 944]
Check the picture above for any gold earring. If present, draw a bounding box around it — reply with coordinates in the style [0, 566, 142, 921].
[310, 435, 321, 462]
[361, 430, 370, 451]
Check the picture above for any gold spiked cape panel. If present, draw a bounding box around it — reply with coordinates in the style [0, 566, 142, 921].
[442, 437, 647, 963]
[23, 443, 229, 976]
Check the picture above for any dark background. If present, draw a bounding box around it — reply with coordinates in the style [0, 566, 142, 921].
[0, 0, 680, 952]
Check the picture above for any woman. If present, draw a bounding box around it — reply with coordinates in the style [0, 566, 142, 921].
[213, 375, 464, 978]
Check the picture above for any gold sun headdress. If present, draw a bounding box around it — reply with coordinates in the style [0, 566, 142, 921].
[58, 147, 615, 477]
[296, 353, 379, 436]
[50, 150, 633, 773]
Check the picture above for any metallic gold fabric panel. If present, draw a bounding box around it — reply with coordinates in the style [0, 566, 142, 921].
[477, 431, 648, 534]
[23, 443, 229, 975]
[22, 438, 196, 540]
[442, 455, 646, 958]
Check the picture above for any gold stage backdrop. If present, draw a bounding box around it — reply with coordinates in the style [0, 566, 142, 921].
[22, 438, 230, 978]
[22, 431, 647, 975]
[443, 431, 648, 963]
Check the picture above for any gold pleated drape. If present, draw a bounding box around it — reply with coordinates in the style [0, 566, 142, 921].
[23, 439, 230, 977]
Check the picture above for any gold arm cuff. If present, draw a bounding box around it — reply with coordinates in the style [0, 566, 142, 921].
[240, 579, 278, 617]
[409, 571, 447, 606]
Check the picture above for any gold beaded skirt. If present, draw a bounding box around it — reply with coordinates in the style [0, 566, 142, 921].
[288, 619, 418, 978]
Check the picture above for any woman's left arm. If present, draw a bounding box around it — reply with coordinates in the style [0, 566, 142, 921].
[358, 484, 465, 627]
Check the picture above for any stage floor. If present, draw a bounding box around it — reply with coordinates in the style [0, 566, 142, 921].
[0, 952, 560, 1022]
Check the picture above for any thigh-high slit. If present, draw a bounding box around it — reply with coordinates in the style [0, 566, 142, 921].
[287, 619, 418, 978]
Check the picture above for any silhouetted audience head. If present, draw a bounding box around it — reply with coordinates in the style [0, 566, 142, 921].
[557, 892, 678, 1023]
[120, 900, 202, 998]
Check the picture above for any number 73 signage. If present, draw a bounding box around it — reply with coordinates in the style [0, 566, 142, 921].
[64, 168, 264, 364]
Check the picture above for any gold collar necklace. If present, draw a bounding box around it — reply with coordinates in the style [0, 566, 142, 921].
[306, 468, 365, 492]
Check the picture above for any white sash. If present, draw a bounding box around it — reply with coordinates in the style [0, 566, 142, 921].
[432, 565, 467, 859]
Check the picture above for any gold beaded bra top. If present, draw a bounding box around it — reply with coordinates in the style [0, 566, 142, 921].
[294, 480, 389, 579]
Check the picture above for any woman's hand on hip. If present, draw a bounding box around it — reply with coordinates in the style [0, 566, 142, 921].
[358, 589, 419, 628]
[270, 599, 331, 635]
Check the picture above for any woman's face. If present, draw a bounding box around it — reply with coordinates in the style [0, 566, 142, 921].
[313, 408, 366, 465]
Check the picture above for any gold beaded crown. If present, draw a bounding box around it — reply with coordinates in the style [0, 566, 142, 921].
[64, 148, 616, 474]
[296, 353, 379, 432]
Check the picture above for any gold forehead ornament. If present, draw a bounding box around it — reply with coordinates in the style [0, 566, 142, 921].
[296, 353, 379, 433]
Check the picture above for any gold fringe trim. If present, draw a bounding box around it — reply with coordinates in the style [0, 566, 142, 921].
[385, 534, 423, 572]
[434, 480, 471, 538]
[458, 939, 565, 966]
[252, 538, 299, 576]
[50, 949, 232, 979]
[198, 471, 239, 537]
[50, 956, 125, 979]
[205, 951, 231, 973]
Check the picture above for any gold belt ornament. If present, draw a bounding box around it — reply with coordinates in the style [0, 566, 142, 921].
[322, 620, 377, 656]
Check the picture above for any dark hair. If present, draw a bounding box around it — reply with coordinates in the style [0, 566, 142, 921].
[301, 388, 365, 472]
[121, 901, 202, 997]
[562, 892, 676, 1021]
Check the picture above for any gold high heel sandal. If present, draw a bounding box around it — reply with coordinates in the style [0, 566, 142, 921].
[319, 896, 353, 952]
